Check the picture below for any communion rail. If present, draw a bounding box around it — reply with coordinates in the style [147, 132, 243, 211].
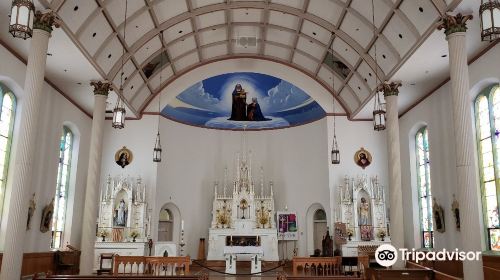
[113, 256, 190, 276]
[37, 276, 205, 280]
[292, 257, 343, 276]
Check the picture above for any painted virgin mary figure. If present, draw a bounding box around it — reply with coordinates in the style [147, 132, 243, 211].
[228, 84, 247, 121]
[247, 97, 270, 121]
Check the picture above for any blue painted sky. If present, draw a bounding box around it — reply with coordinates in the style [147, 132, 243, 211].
[163, 72, 325, 130]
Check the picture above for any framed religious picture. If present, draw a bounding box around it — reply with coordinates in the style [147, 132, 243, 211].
[115, 146, 133, 168]
[40, 198, 54, 233]
[277, 211, 298, 240]
[360, 225, 373, 241]
[451, 195, 460, 231]
[433, 197, 445, 233]
[334, 222, 347, 245]
[354, 148, 372, 169]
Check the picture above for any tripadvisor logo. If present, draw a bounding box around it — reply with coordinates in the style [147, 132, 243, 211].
[375, 244, 482, 267]
[375, 244, 398, 267]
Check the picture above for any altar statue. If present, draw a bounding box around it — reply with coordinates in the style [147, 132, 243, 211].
[359, 197, 370, 225]
[229, 84, 247, 121]
[114, 199, 128, 227]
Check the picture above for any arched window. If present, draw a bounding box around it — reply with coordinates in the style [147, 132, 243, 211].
[51, 127, 73, 249]
[416, 126, 433, 248]
[474, 85, 500, 251]
[0, 84, 16, 225]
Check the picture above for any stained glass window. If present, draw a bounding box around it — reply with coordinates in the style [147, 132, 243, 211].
[0, 84, 16, 226]
[51, 127, 73, 249]
[416, 126, 433, 248]
[475, 85, 500, 251]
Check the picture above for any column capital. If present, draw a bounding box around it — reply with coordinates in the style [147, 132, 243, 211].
[377, 81, 402, 97]
[33, 10, 59, 33]
[90, 81, 112, 96]
[437, 13, 473, 36]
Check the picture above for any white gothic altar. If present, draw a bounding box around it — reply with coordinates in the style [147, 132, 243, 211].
[337, 175, 391, 256]
[93, 175, 151, 271]
[207, 151, 279, 262]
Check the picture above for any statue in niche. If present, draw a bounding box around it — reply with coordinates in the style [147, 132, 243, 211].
[114, 199, 128, 227]
[359, 197, 370, 225]
[27, 193, 36, 230]
[321, 228, 333, 257]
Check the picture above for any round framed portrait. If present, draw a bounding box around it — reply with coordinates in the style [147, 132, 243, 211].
[115, 146, 133, 168]
[354, 148, 372, 169]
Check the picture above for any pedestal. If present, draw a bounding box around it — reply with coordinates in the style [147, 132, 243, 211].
[93, 242, 147, 272]
[225, 254, 236, 274]
[251, 254, 262, 274]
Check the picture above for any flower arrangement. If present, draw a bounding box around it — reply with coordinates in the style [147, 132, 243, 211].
[99, 229, 108, 241]
[130, 230, 140, 239]
[377, 229, 386, 240]
[99, 229, 108, 238]
[346, 228, 354, 240]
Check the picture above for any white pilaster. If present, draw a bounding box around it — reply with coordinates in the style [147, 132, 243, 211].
[381, 82, 404, 268]
[442, 17, 484, 278]
[0, 12, 56, 279]
[79, 82, 110, 274]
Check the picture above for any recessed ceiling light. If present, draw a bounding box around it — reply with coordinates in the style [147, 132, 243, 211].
[355, 28, 359, 31]
[64, 69, 68, 72]
[312, 32, 317, 36]
[410, 83, 416, 86]
[77, 82, 82, 85]
[368, 73, 372, 77]
[441, 54, 447, 57]
[178, 30, 183, 34]
[47, 53, 52, 56]
[382, 54, 386, 59]
[419, 7, 424, 13]
[108, 54, 112, 59]
[131, 85, 134, 90]
[398, 34, 403, 39]
[74, 6, 78, 11]
[92, 32, 97, 37]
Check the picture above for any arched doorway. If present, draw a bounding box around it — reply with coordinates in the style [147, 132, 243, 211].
[313, 209, 327, 254]
[158, 208, 173, 241]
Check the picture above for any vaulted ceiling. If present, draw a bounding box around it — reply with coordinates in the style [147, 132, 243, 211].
[0, 0, 494, 120]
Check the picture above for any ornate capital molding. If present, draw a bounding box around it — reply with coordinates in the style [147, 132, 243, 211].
[33, 10, 60, 33]
[437, 13, 473, 36]
[90, 81, 112, 96]
[377, 81, 402, 97]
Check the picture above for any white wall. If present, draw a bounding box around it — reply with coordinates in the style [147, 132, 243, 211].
[99, 113, 390, 259]
[399, 43, 500, 251]
[0, 44, 92, 252]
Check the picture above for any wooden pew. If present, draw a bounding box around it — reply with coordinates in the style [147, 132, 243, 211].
[42, 275, 206, 280]
[406, 260, 462, 280]
[365, 268, 433, 280]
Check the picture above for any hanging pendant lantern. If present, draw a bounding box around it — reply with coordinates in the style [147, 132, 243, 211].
[112, 96, 126, 129]
[331, 136, 340, 164]
[153, 132, 162, 162]
[480, 0, 500, 41]
[9, 0, 35, 39]
[373, 91, 386, 131]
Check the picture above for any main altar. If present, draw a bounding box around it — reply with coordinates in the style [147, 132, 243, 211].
[93, 175, 151, 271]
[336, 175, 391, 257]
[207, 151, 279, 262]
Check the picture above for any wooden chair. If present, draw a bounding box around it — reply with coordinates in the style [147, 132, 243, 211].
[97, 253, 114, 275]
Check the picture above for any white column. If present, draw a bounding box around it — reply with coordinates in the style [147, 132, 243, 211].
[380, 82, 404, 268]
[79, 81, 110, 274]
[439, 14, 484, 280]
[0, 11, 57, 280]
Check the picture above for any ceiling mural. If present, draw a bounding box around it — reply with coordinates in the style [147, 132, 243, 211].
[163, 72, 326, 130]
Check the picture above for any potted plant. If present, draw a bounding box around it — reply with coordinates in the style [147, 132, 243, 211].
[377, 229, 386, 241]
[130, 230, 140, 242]
[347, 228, 354, 241]
[99, 229, 108, 242]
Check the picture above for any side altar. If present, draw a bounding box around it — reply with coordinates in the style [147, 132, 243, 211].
[93, 175, 151, 271]
[207, 152, 279, 262]
[336, 175, 391, 257]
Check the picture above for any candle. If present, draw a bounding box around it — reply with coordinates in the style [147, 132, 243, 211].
[181, 220, 184, 230]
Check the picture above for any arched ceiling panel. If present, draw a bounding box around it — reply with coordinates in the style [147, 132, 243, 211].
[39, 0, 459, 118]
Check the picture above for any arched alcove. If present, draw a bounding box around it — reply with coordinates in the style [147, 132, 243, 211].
[158, 202, 181, 244]
[306, 203, 327, 256]
[313, 209, 327, 255]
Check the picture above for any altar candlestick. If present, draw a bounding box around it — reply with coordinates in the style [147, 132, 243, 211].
[181, 220, 184, 231]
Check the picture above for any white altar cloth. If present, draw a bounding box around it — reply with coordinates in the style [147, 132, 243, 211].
[223, 246, 264, 255]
